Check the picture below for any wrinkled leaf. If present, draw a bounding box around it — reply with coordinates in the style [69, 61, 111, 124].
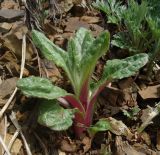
[38, 100, 75, 130]
[67, 28, 94, 94]
[88, 118, 111, 135]
[80, 31, 110, 94]
[92, 53, 148, 94]
[31, 30, 70, 77]
[103, 53, 148, 80]
[67, 28, 94, 65]
[17, 76, 68, 99]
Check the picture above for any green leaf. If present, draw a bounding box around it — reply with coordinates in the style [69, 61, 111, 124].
[147, 16, 160, 40]
[31, 30, 69, 74]
[88, 118, 111, 135]
[67, 28, 94, 65]
[122, 106, 140, 120]
[122, 0, 148, 51]
[92, 53, 148, 94]
[66, 28, 94, 94]
[38, 100, 75, 131]
[17, 76, 68, 99]
[111, 32, 139, 53]
[80, 31, 110, 94]
[93, 0, 126, 25]
[103, 53, 148, 81]
[147, 0, 160, 18]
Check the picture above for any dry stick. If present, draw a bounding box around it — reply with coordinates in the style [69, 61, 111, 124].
[0, 88, 17, 118]
[0, 136, 11, 155]
[0, 35, 26, 118]
[6, 130, 19, 151]
[10, 112, 32, 155]
[1, 35, 27, 155]
[8, 35, 32, 155]
[3, 130, 19, 155]
[3, 116, 8, 142]
[0, 116, 7, 155]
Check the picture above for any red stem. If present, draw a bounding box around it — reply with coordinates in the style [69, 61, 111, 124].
[85, 82, 110, 127]
[63, 82, 110, 137]
[63, 95, 86, 137]
[79, 79, 89, 110]
[63, 95, 85, 113]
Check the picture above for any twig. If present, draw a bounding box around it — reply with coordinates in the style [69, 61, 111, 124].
[0, 35, 26, 118]
[20, 35, 26, 79]
[6, 130, 19, 153]
[10, 112, 32, 155]
[0, 136, 11, 155]
[3, 115, 8, 144]
[0, 88, 17, 119]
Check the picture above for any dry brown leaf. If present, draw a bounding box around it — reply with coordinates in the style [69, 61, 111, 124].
[59, 0, 74, 13]
[5, 133, 22, 155]
[0, 77, 17, 99]
[90, 24, 104, 36]
[141, 132, 151, 145]
[3, 26, 33, 60]
[133, 143, 158, 155]
[138, 84, 160, 99]
[156, 129, 160, 150]
[81, 16, 100, 24]
[64, 17, 89, 32]
[115, 136, 145, 155]
[0, 9, 24, 22]
[0, 118, 5, 153]
[58, 150, 66, 155]
[118, 78, 138, 107]
[0, 23, 13, 33]
[60, 139, 77, 153]
[107, 117, 133, 140]
[1, 0, 19, 9]
[82, 136, 91, 153]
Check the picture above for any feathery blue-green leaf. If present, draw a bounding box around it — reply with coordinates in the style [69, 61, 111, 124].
[93, 0, 126, 25]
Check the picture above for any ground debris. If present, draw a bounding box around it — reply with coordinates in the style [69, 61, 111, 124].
[138, 84, 160, 99]
[115, 136, 145, 155]
[0, 9, 24, 22]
